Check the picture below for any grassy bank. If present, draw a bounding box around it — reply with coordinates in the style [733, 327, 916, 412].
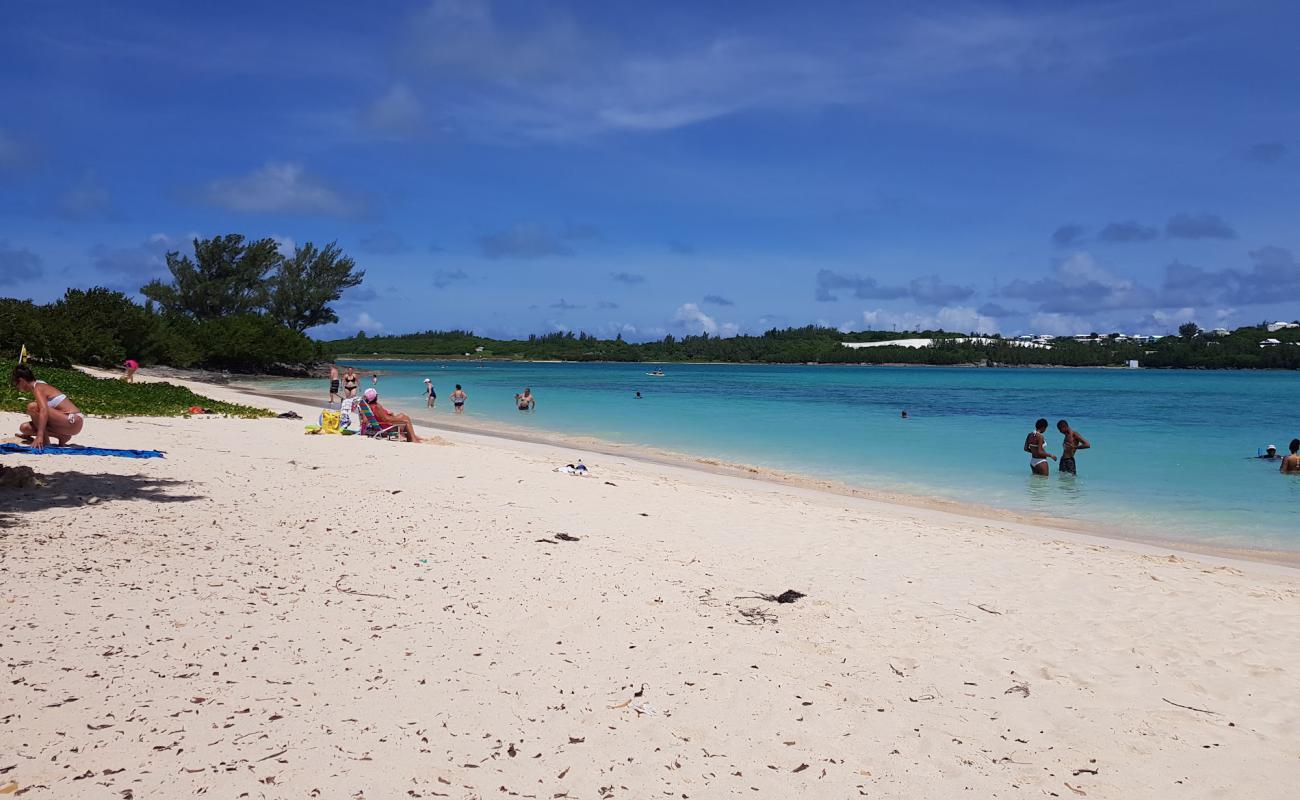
[0, 362, 272, 418]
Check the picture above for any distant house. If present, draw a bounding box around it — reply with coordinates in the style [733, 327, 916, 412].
[1210, 328, 1230, 337]
[1266, 321, 1299, 333]
[1260, 338, 1282, 348]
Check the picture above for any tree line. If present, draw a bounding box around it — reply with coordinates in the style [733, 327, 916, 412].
[1, 234, 363, 372]
[325, 323, 1300, 369]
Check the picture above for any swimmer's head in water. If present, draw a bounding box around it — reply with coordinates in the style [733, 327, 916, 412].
[1035, 418, 1049, 432]
[1291, 439, 1300, 454]
[1267, 444, 1277, 454]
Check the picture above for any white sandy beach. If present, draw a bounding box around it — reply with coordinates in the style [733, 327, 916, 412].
[2, 376, 1299, 799]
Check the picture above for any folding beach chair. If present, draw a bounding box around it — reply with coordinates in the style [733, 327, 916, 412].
[355, 400, 405, 440]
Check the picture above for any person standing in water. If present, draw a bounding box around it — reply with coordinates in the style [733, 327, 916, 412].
[1281, 440, 1300, 474]
[328, 365, 340, 404]
[424, 379, 437, 408]
[1056, 419, 1091, 475]
[515, 388, 535, 411]
[1024, 418, 1056, 476]
[371, 373, 379, 387]
[451, 384, 467, 414]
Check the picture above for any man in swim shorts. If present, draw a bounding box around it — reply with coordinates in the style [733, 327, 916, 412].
[328, 365, 340, 404]
[1057, 419, 1091, 475]
[1024, 418, 1056, 476]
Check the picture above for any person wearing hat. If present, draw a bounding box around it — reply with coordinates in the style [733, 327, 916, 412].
[424, 379, 437, 408]
[1258, 444, 1282, 461]
[362, 387, 422, 443]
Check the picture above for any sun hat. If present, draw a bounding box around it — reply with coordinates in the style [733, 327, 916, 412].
[1267, 444, 1277, 451]
[423, 378, 431, 383]
[363, 388, 378, 402]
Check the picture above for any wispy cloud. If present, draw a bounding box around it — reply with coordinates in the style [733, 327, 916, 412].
[0, 130, 31, 172]
[1097, 220, 1158, 243]
[815, 269, 908, 302]
[1165, 212, 1237, 240]
[1162, 246, 1300, 306]
[0, 240, 44, 286]
[815, 270, 970, 305]
[1002, 252, 1156, 312]
[549, 298, 584, 310]
[669, 240, 696, 255]
[433, 268, 468, 288]
[479, 223, 573, 259]
[89, 233, 173, 280]
[1051, 224, 1087, 246]
[196, 162, 363, 218]
[362, 84, 424, 138]
[701, 294, 734, 306]
[611, 271, 645, 284]
[399, 0, 1147, 140]
[1243, 141, 1286, 164]
[360, 230, 408, 255]
[58, 171, 114, 220]
[595, 300, 619, 309]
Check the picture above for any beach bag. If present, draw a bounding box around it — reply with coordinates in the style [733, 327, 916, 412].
[319, 409, 342, 434]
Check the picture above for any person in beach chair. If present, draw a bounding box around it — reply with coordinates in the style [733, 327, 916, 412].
[11, 363, 85, 449]
[358, 388, 422, 442]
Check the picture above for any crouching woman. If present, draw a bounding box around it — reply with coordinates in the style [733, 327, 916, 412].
[12, 364, 84, 449]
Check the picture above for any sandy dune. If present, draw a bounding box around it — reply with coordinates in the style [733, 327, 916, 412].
[2, 383, 1298, 798]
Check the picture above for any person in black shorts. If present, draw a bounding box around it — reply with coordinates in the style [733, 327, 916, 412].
[1057, 419, 1091, 475]
[328, 365, 340, 404]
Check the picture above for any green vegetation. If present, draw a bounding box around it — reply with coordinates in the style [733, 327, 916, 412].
[324, 323, 1300, 369]
[1, 233, 364, 373]
[0, 361, 271, 418]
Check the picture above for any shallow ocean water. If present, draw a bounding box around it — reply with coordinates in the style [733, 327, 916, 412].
[269, 362, 1300, 551]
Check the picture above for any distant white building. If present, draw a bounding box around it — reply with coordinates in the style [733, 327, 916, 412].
[1210, 328, 1230, 337]
[1260, 338, 1282, 347]
[1266, 321, 1299, 333]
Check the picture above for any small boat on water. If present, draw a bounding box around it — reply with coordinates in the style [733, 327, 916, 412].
[645, 369, 666, 377]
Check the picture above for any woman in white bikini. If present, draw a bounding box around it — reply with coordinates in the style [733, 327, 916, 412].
[11, 364, 85, 448]
[1024, 417, 1056, 476]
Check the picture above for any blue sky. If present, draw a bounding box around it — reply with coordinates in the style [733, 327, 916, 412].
[1, 0, 1297, 340]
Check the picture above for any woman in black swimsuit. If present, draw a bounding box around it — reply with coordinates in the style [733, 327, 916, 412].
[342, 368, 359, 399]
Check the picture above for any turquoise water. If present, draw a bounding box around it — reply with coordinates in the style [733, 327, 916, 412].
[271, 362, 1300, 551]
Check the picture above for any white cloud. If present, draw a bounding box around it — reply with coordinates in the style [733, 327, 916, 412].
[196, 162, 362, 218]
[857, 305, 998, 334]
[1029, 312, 1091, 336]
[269, 234, 296, 257]
[672, 302, 739, 337]
[362, 84, 423, 137]
[353, 311, 385, 334]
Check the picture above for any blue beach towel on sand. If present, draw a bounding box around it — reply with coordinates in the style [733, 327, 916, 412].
[0, 443, 165, 459]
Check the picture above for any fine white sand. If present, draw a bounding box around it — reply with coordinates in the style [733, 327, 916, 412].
[2, 377, 1299, 799]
